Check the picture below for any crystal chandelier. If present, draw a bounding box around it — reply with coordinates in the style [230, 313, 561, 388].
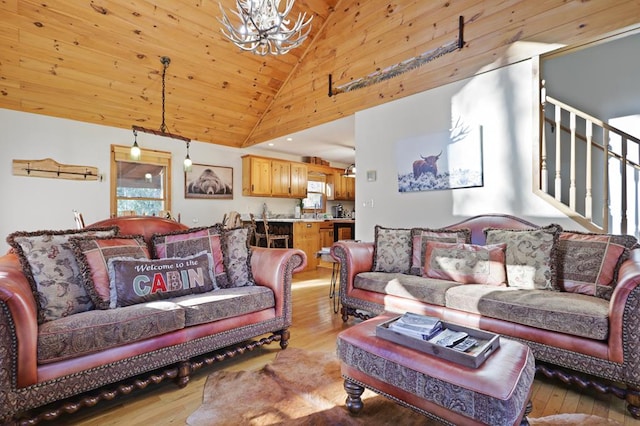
[219, 0, 312, 56]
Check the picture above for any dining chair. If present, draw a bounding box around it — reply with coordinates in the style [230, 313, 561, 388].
[73, 210, 85, 229]
[249, 213, 290, 248]
[261, 212, 289, 248]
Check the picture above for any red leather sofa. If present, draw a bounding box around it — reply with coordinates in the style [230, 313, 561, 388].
[331, 214, 640, 417]
[0, 216, 306, 424]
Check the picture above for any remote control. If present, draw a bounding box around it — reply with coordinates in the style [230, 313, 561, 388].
[452, 337, 477, 352]
[436, 330, 468, 347]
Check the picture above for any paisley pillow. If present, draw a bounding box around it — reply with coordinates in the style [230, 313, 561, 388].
[410, 228, 471, 276]
[485, 224, 562, 290]
[7, 227, 118, 323]
[424, 241, 507, 285]
[372, 226, 412, 273]
[71, 235, 150, 309]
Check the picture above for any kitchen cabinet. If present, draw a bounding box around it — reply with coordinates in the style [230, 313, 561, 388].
[242, 156, 272, 196]
[328, 170, 355, 201]
[290, 163, 308, 198]
[271, 160, 291, 197]
[293, 221, 320, 271]
[319, 222, 334, 248]
[242, 155, 308, 198]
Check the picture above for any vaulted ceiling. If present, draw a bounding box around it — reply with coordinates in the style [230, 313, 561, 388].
[1, 1, 639, 151]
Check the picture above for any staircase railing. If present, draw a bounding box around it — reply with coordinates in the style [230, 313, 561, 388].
[540, 95, 640, 236]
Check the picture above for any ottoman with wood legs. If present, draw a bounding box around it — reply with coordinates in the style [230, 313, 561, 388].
[337, 313, 535, 426]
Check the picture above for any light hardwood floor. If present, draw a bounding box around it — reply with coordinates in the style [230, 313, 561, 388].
[49, 268, 640, 425]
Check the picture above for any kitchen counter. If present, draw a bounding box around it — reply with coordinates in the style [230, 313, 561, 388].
[265, 218, 355, 223]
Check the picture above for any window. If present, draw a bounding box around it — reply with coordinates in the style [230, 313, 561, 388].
[111, 145, 172, 217]
[302, 173, 326, 212]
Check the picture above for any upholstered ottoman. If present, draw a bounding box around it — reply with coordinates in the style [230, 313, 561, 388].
[337, 314, 535, 426]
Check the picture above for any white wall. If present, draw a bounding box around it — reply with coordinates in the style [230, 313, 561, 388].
[353, 59, 585, 242]
[543, 33, 640, 122]
[0, 109, 304, 252]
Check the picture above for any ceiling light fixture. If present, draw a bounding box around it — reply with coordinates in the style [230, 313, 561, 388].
[131, 56, 191, 160]
[218, 0, 312, 56]
[343, 164, 356, 178]
[184, 141, 193, 172]
[130, 129, 141, 160]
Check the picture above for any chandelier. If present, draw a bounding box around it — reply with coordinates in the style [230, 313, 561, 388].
[218, 0, 312, 56]
[130, 56, 193, 171]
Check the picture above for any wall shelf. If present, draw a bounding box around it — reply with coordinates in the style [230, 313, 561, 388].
[12, 158, 101, 181]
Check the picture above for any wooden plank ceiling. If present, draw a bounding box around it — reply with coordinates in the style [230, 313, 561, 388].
[1, 1, 639, 149]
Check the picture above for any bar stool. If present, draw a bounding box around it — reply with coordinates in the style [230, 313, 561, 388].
[318, 248, 340, 313]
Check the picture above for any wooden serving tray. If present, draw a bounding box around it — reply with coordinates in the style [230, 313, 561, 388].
[376, 316, 501, 369]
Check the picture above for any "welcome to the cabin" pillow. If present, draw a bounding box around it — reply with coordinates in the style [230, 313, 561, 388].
[107, 251, 216, 308]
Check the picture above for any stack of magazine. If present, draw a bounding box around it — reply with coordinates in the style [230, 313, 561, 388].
[388, 312, 443, 341]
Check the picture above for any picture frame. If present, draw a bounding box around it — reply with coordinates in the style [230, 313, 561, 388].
[396, 123, 483, 193]
[185, 164, 233, 199]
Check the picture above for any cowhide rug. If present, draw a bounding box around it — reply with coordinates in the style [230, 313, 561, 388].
[187, 348, 621, 426]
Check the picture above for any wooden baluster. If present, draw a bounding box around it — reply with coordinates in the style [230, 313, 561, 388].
[554, 106, 562, 201]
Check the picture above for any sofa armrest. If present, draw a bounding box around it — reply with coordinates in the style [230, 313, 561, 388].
[608, 248, 640, 367]
[0, 253, 39, 388]
[250, 247, 306, 320]
[331, 241, 374, 300]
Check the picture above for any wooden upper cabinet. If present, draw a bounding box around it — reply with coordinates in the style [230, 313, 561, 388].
[290, 163, 308, 198]
[242, 155, 308, 198]
[242, 156, 271, 196]
[271, 160, 291, 197]
[331, 171, 355, 201]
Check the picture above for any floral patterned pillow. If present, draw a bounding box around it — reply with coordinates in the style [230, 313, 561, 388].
[424, 241, 508, 285]
[372, 226, 412, 273]
[485, 224, 562, 290]
[220, 227, 254, 288]
[410, 228, 471, 276]
[71, 235, 150, 309]
[557, 231, 638, 300]
[152, 225, 229, 288]
[7, 227, 118, 323]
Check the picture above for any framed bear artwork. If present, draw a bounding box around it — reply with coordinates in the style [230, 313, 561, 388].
[185, 164, 233, 199]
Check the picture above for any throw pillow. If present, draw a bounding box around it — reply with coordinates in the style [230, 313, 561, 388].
[372, 226, 412, 273]
[557, 231, 638, 300]
[152, 225, 229, 288]
[484, 224, 562, 291]
[7, 227, 118, 323]
[220, 227, 254, 287]
[108, 251, 216, 307]
[424, 241, 508, 285]
[410, 228, 471, 276]
[71, 235, 150, 309]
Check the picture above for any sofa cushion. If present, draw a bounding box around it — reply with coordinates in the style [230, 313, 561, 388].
[372, 226, 413, 273]
[37, 301, 185, 363]
[557, 231, 638, 300]
[424, 241, 508, 286]
[108, 252, 217, 308]
[410, 228, 471, 276]
[171, 286, 275, 327]
[354, 272, 462, 306]
[152, 225, 229, 288]
[71, 235, 150, 309]
[484, 224, 562, 291]
[445, 285, 609, 340]
[221, 227, 255, 288]
[7, 227, 118, 323]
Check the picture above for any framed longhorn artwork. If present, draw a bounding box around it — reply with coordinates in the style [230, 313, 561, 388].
[396, 121, 483, 192]
[185, 164, 233, 199]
